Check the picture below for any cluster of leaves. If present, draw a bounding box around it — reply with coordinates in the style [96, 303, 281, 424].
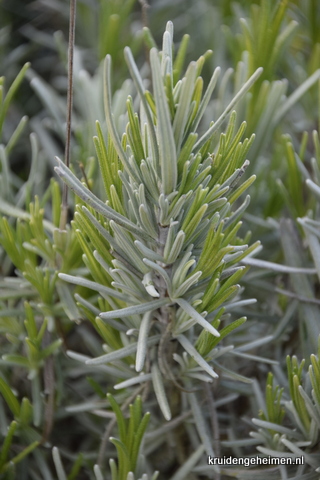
[244, 345, 320, 480]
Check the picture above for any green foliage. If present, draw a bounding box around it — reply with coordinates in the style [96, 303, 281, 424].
[1, 1, 320, 479]
[225, 0, 297, 82]
[56, 23, 260, 425]
[0, 63, 30, 141]
[108, 394, 151, 480]
[248, 341, 320, 479]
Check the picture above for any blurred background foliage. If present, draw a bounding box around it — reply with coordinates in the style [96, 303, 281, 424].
[1, 0, 320, 479]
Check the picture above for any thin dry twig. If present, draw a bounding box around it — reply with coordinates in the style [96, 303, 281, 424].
[41, 331, 55, 444]
[139, 0, 151, 71]
[60, 0, 76, 230]
[139, 0, 150, 29]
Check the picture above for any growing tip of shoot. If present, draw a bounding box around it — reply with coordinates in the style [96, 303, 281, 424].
[255, 66, 264, 77]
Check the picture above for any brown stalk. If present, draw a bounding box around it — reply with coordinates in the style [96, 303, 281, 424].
[139, 0, 150, 28]
[60, 0, 77, 231]
[40, 331, 55, 444]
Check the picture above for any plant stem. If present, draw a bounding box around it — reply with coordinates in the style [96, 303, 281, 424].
[139, 0, 150, 29]
[60, 0, 76, 231]
[41, 330, 55, 444]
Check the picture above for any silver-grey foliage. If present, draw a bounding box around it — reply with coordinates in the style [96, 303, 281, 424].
[55, 21, 262, 476]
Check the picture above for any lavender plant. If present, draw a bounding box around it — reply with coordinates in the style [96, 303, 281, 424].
[54, 21, 264, 478]
[2, 2, 320, 479]
[241, 344, 320, 480]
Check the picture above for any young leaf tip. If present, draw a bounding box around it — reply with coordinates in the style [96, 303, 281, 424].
[254, 67, 264, 77]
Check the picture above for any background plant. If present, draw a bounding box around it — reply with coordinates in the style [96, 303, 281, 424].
[1, 1, 320, 479]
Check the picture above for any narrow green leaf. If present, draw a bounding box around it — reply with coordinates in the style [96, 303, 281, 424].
[224, 194, 251, 228]
[2, 354, 29, 368]
[41, 339, 63, 359]
[165, 230, 186, 264]
[211, 360, 252, 383]
[142, 258, 172, 294]
[100, 298, 170, 320]
[151, 363, 171, 421]
[136, 311, 152, 372]
[173, 61, 197, 151]
[130, 411, 150, 471]
[194, 67, 263, 151]
[5, 115, 28, 155]
[124, 47, 159, 164]
[0, 377, 20, 418]
[58, 273, 128, 302]
[94, 464, 105, 480]
[175, 298, 220, 337]
[275, 69, 320, 123]
[109, 459, 118, 480]
[241, 257, 317, 274]
[66, 454, 83, 480]
[1, 441, 39, 473]
[54, 160, 152, 241]
[298, 385, 320, 429]
[150, 48, 177, 194]
[0, 63, 30, 135]
[209, 317, 246, 350]
[86, 335, 161, 365]
[52, 447, 67, 480]
[188, 392, 213, 456]
[134, 241, 164, 263]
[114, 374, 152, 390]
[228, 175, 256, 204]
[173, 271, 202, 297]
[176, 334, 218, 378]
[0, 421, 17, 468]
[142, 27, 157, 50]
[103, 55, 140, 185]
[161, 28, 173, 77]
[173, 34, 190, 84]
[190, 66, 221, 133]
[110, 437, 131, 479]
[108, 394, 127, 443]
